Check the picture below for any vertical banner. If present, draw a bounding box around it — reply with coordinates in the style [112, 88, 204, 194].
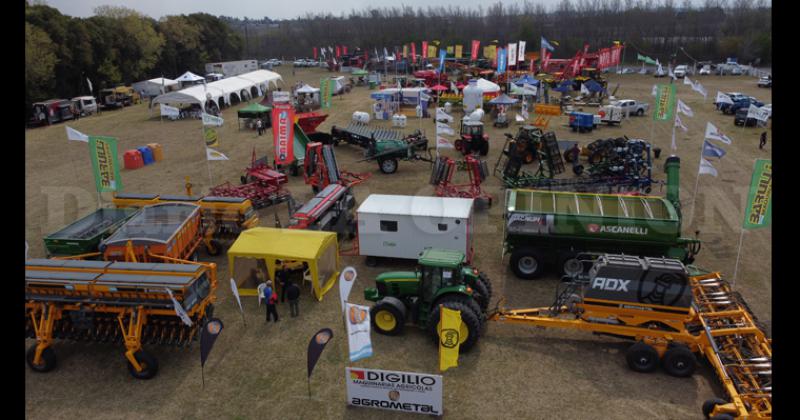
[421, 41, 428, 59]
[743, 159, 772, 229]
[203, 127, 219, 148]
[428, 45, 437, 59]
[200, 319, 224, 369]
[229, 278, 245, 323]
[88, 136, 122, 192]
[339, 267, 357, 313]
[439, 306, 462, 372]
[313, 47, 318, 60]
[335, 45, 341, 58]
[345, 303, 373, 362]
[518, 40, 526, 62]
[403, 44, 408, 59]
[497, 48, 507, 74]
[471, 40, 480, 61]
[455, 45, 463, 59]
[446, 46, 454, 55]
[438, 49, 447, 73]
[507, 43, 517, 66]
[320, 78, 332, 109]
[411, 43, 417, 63]
[343, 45, 348, 55]
[653, 84, 677, 121]
[307, 328, 334, 395]
[272, 103, 295, 165]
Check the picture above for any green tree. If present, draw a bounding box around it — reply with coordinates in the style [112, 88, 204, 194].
[25, 22, 58, 103]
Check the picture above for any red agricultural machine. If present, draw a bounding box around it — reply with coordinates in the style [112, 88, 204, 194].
[209, 149, 293, 209]
[303, 142, 370, 193]
[455, 119, 490, 156]
[429, 155, 492, 207]
[288, 183, 357, 239]
[413, 70, 448, 87]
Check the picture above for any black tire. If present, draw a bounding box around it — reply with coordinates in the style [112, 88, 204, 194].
[470, 278, 490, 312]
[26, 345, 57, 373]
[478, 272, 493, 301]
[560, 255, 583, 278]
[572, 164, 584, 176]
[365, 256, 378, 267]
[480, 142, 489, 156]
[126, 350, 159, 380]
[312, 185, 320, 194]
[427, 301, 481, 353]
[636, 109, 644, 116]
[571, 126, 577, 132]
[206, 239, 222, 256]
[378, 158, 398, 174]
[437, 293, 484, 326]
[510, 248, 546, 279]
[371, 300, 406, 336]
[702, 398, 728, 419]
[626, 341, 659, 373]
[662, 344, 697, 377]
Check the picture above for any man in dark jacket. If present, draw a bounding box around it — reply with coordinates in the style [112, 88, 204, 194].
[265, 280, 279, 322]
[277, 264, 289, 302]
[760, 131, 767, 150]
[287, 281, 301, 317]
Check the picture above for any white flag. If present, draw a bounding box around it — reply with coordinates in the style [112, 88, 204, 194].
[339, 267, 357, 314]
[65, 126, 89, 143]
[746, 104, 761, 120]
[345, 302, 373, 362]
[450, 81, 457, 92]
[668, 65, 676, 80]
[671, 127, 677, 151]
[165, 288, 193, 326]
[675, 114, 688, 132]
[523, 83, 538, 95]
[705, 122, 732, 145]
[677, 99, 693, 117]
[518, 40, 526, 62]
[684, 75, 693, 86]
[436, 136, 454, 149]
[651, 84, 658, 97]
[715, 91, 734, 105]
[230, 278, 244, 317]
[206, 147, 229, 161]
[508, 43, 518, 65]
[436, 121, 455, 136]
[86, 78, 93, 93]
[754, 106, 770, 122]
[698, 157, 718, 177]
[692, 81, 707, 99]
[160, 103, 180, 118]
[580, 83, 590, 96]
[202, 112, 224, 127]
[435, 107, 454, 123]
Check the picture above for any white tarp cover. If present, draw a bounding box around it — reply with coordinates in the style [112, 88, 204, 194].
[476, 78, 501, 93]
[153, 70, 282, 110]
[132, 78, 179, 97]
[296, 84, 320, 93]
[175, 71, 205, 83]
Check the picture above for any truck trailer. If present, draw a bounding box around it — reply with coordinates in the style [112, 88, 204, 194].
[356, 195, 475, 266]
[503, 156, 700, 279]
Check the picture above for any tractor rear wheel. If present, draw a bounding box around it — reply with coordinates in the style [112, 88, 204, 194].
[436, 294, 484, 326]
[127, 350, 158, 380]
[470, 279, 490, 312]
[378, 158, 398, 174]
[428, 301, 481, 353]
[478, 272, 493, 300]
[510, 248, 546, 279]
[371, 298, 406, 336]
[662, 344, 697, 377]
[26, 345, 57, 373]
[625, 341, 659, 373]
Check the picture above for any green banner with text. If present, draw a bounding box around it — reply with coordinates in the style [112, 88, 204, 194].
[743, 159, 772, 229]
[88, 136, 122, 193]
[653, 84, 676, 121]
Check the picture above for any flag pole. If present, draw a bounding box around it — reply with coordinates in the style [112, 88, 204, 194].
[689, 145, 704, 226]
[201, 365, 205, 389]
[731, 228, 745, 287]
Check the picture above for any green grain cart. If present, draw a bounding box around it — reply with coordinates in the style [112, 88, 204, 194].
[43, 208, 138, 257]
[504, 156, 701, 279]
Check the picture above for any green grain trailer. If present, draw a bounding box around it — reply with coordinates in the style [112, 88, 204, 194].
[43, 208, 138, 257]
[503, 156, 700, 279]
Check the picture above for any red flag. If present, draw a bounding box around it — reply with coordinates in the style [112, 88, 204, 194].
[529, 59, 535, 73]
[272, 103, 295, 165]
[335, 46, 341, 58]
[343, 46, 348, 55]
[543, 51, 551, 71]
[612, 45, 623, 66]
[422, 41, 428, 59]
[411, 43, 417, 63]
[471, 40, 480, 61]
[313, 47, 318, 60]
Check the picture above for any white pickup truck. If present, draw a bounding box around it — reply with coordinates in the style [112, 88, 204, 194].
[612, 99, 649, 116]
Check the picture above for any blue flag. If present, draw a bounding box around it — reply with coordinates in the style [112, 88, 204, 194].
[541, 37, 556, 52]
[497, 49, 507, 74]
[438, 49, 447, 73]
[553, 80, 572, 93]
[702, 140, 726, 159]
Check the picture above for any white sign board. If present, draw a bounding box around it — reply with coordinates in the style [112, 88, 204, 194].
[272, 91, 291, 103]
[346, 367, 443, 415]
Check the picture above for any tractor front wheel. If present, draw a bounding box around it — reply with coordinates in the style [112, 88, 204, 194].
[127, 350, 159, 380]
[428, 301, 482, 353]
[26, 345, 57, 373]
[371, 299, 406, 336]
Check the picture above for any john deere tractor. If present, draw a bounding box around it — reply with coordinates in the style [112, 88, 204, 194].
[364, 249, 492, 352]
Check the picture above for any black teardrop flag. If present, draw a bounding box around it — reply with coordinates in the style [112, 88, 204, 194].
[201, 318, 224, 368]
[307, 328, 333, 378]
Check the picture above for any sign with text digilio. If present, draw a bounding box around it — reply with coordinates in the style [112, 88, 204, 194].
[346, 367, 442, 415]
[272, 91, 291, 103]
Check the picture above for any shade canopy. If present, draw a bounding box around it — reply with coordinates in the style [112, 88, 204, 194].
[237, 102, 271, 118]
[175, 71, 205, 83]
[153, 70, 282, 111]
[513, 75, 540, 86]
[430, 84, 448, 91]
[296, 84, 320, 94]
[489, 93, 519, 105]
[352, 69, 368, 76]
[131, 78, 179, 97]
[475, 78, 501, 93]
[227, 227, 339, 301]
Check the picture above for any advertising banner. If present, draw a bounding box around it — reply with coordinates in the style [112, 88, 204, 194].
[653, 84, 676, 121]
[471, 40, 480, 60]
[743, 159, 772, 229]
[320, 78, 332, 109]
[203, 126, 219, 147]
[534, 104, 562, 116]
[454, 45, 462, 59]
[272, 103, 295, 165]
[202, 112, 224, 127]
[345, 302, 373, 362]
[422, 41, 428, 59]
[346, 367, 443, 415]
[411, 43, 417, 63]
[88, 136, 122, 192]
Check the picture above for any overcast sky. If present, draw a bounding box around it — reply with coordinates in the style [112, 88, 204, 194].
[45, 0, 591, 20]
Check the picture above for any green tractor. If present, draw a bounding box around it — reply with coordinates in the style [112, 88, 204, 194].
[364, 249, 492, 352]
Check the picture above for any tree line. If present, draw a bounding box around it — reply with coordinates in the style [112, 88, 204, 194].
[222, 0, 770, 67]
[25, 3, 243, 109]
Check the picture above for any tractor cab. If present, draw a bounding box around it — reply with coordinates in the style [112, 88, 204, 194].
[456, 119, 490, 156]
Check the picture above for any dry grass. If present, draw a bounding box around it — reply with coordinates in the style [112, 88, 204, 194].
[25, 67, 770, 419]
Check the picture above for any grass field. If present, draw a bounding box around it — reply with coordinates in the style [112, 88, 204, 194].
[25, 67, 771, 419]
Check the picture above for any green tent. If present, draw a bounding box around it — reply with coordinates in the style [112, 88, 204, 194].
[352, 69, 368, 76]
[237, 103, 272, 129]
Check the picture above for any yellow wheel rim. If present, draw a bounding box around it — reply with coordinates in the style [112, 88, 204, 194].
[437, 318, 469, 344]
[375, 310, 397, 331]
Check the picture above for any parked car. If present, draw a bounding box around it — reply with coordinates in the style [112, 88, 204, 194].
[734, 108, 759, 127]
[699, 65, 712, 75]
[674, 65, 687, 78]
[730, 66, 743, 76]
[71, 96, 97, 116]
[612, 99, 649, 116]
[268, 58, 282, 66]
[758, 75, 772, 88]
[724, 97, 764, 115]
[29, 99, 75, 126]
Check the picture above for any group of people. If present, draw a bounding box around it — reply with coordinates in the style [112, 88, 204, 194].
[253, 264, 302, 323]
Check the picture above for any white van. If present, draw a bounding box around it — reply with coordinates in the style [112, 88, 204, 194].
[674, 65, 687, 78]
[71, 96, 97, 116]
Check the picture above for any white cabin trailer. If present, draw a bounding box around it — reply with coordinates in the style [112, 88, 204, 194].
[204, 60, 259, 77]
[356, 195, 475, 264]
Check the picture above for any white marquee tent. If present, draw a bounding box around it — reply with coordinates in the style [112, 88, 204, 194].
[175, 71, 206, 87]
[132, 77, 179, 98]
[152, 70, 283, 111]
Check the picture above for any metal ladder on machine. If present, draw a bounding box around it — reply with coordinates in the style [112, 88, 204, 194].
[540, 134, 566, 178]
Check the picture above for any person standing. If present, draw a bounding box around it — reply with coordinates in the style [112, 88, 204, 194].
[266, 281, 279, 322]
[261, 280, 273, 323]
[277, 264, 289, 303]
[287, 281, 300, 317]
[759, 131, 767, 150]
[256, 118, 263, 136]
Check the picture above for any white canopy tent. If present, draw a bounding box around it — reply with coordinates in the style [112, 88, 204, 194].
[296, 84, 319, 94]
[475, 78, 501, 93]
[132, 77, 179, 98]
[175, 71, 206, 87]
[152, 70, 282, 112]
